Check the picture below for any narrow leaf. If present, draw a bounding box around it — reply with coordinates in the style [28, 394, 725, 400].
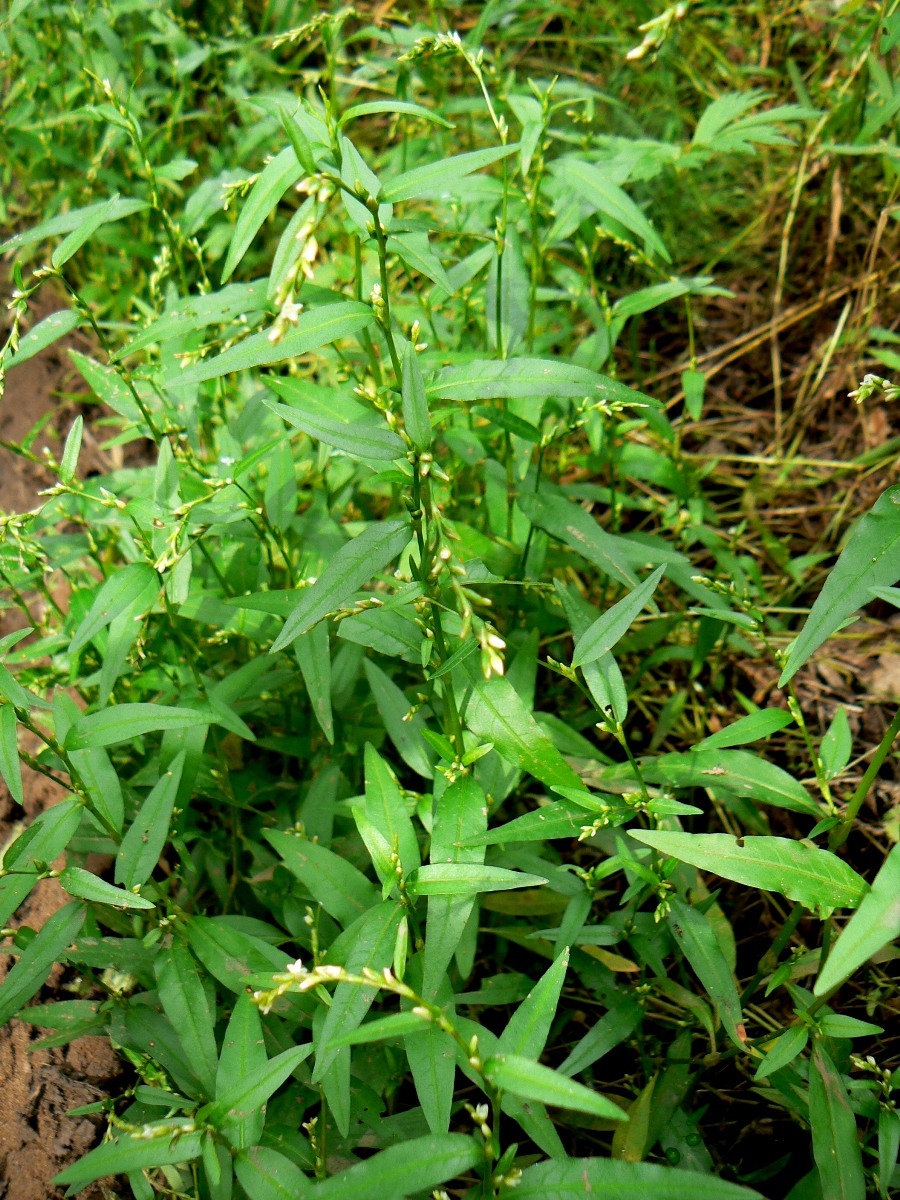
[572, 566, 666, 667]
[632, 831, 868, 913]
[271, 519, 410, 651]
[780, 484, 900, 685]
[484, 1053, 627, 1120]
[815, 842, 900, 994]
[0, 902, 86, 1026]
[115, 751, 186, 888]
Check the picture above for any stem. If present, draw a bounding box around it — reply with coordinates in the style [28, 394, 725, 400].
[830, 705, 900, 850]
[740, 900, 804, 1005]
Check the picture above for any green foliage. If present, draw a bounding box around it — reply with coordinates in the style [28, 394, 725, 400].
[1, 2, 900, 1199]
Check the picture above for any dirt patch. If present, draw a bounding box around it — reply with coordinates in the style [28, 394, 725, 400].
[1, 302, 123, 1197]
[0, 762, 122, 1199]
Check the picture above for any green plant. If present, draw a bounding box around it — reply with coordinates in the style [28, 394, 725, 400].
[1, 4, 900, 1200]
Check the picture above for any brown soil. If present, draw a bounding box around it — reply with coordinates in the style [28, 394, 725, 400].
[1, 309, 122, 1199]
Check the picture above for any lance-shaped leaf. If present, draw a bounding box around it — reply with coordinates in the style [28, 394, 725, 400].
[6, 310, 81, 370]
[552, 157, 670, 261]
[402, 341, 431, 451]
[499, 948, 569, 1059]
[178, 301, 375, 385]
[572, 565, 666, 667]
[263, 393, 406, 461]
[115, 751, 186, 889]
[216, 993, 268, 1148]
[809, 1042, 865, 1200]
[235, 1146, 311, 1200]
[3, 196, 147, 255]
[780, 484, 900, 685]
[641, 750, 817, 815]
[266, 830, 378, 928]
[200, 1043, 312, 1126]
[0, 902, 86, 1027]
[307, 1134, 481, 1199]
[815, 841, 900, 995]
[65, 704, 211, 750]
[667, 896, 744, 1049]
[513, 1157, 762, 1199]
[53, 1131, 203, 1189]
[483, 1053, 627, 1120]
[382, 144, 519, 201]
[0, 705, 23, 806]
[632, 831, 868, 914]
[222, 145, 303, 281]
[424, 775, 487, 997]
[156, 940, 219, 1099]
[429, 357, 657, 406]
[695, 708, 794, 751]
[70, 562, 158, 655]
[464, 673, 587, 793]
[271, 519, 410, 651]
[364, 743, 420, 875]
[407, 863, 547, 896]
[59, 867, 155, 910]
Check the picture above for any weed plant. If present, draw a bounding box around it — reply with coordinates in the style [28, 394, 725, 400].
[1, 3, 900, 1199]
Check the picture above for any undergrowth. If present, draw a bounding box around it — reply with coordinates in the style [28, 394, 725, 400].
[1, 3, 900, 1199]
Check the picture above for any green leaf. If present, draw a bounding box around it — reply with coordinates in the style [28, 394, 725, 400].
[263, 393, 406, 461]
[313, 902, 403, 1095]
[809, 1042, 865, 1200]
[294, 621, 334, 743]
[402, 342, 431, 452]
[381, 144, 519, 202]
[338, 100, 454, 130]
[114, 750, 186, 889]
[780, 484, 900, 685]
[483, 1052, 627, 1120]
[66, 704, 211, 749]
[631, 831, 868, 914]
[667, 896, 744, 1048]
[0, 798, 82, 926]
[572, 565, 666, 666]
[324, 1010, 427, 1050]
[266, 830, 379, 928]
[215, 993, 267, 1147]
[513, 1157, 762, 1199]
[6, 310, 81, 370]
[271, 519, 410, 651]
[695, 708, 794, 751]
[642, 750, 818, 815]
[820, 707, 852, 779]
[202, 1043, 313, 1126]
[222, 146, 303, 281]
[364, 743, 420, 875]
[59, 867, 155, 910]
[524, 495, 640, 589]
[552, 157, 670, 261]
[68, 747, 124, 833]
[51, 194, 122, 268]
[235, 1146, 311, 1200]
[424, 775, 487, 996]
[464, 673, 587, 792]
[70, 563, 158, 655]
[2, 196, 148, 254]
[755, 1024, 809, 1080]
[815, 842, 900, 994]
[156, 940, 219, 1098]
[306, 1134, 481, 1199]
[472, 404, 541, 444]
[0, 902, 86, 1027]
[53, 1131, 203, 1188]
[363, 659, 434, 779]
[0, 704, 23, 806]
[499, 948, 569, 1059]
[178, 302, 375, 385]
[58, 414, 83, 482]
[429, 358, 656, 406]
[408, 864, 547, 896]
[818, 1014, 882, 1038]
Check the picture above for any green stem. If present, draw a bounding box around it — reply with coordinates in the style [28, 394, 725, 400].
[830, 705, 900, 850]
[740, 900, 804, 1005]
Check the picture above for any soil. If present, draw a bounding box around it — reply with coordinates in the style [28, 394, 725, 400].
[1, 306, 122, 1199]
